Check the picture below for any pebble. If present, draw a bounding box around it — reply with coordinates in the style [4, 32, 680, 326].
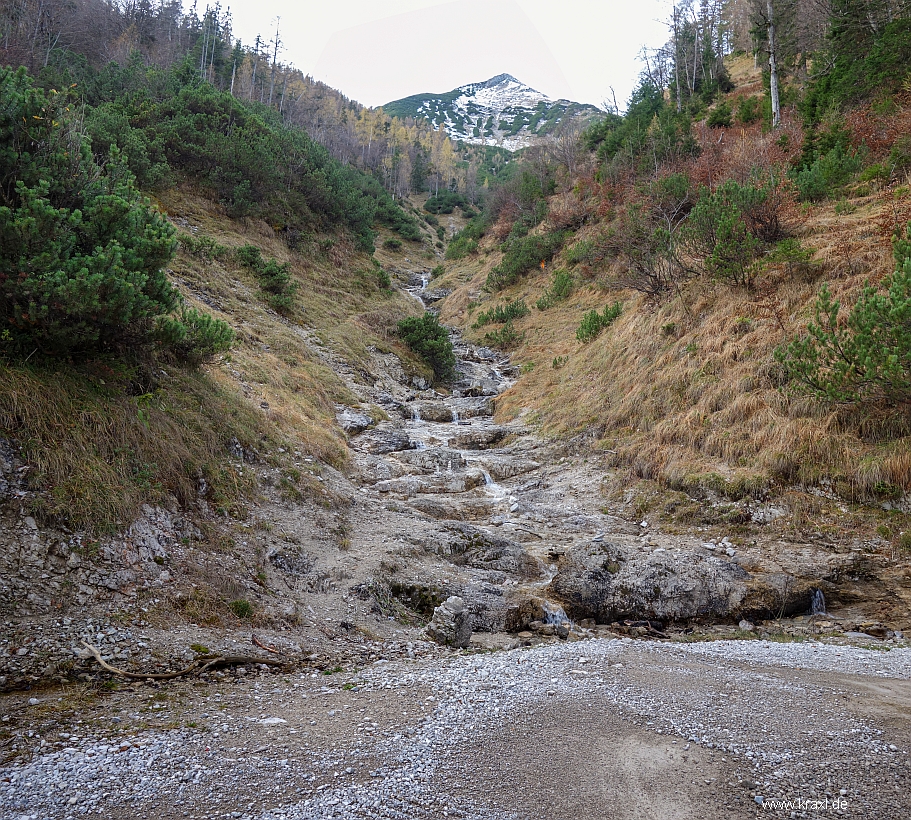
[3, 638, 909, 819]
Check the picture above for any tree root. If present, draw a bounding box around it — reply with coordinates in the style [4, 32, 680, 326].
[81, 642, 286, 681]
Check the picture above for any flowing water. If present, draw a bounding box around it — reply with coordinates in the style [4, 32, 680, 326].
[343, 272, 571, 626]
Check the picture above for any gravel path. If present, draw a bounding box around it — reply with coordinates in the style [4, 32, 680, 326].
[3, 637, 911, 820]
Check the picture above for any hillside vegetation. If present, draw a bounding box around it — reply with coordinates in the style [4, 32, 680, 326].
[434, 4, 911, 543]
[0, 54, 431, 533]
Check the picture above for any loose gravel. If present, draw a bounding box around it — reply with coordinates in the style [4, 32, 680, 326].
[3, 637, 911, 820]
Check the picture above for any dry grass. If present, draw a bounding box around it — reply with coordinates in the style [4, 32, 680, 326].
[0, 184, 428, 532]
[437, 145, 911, 508]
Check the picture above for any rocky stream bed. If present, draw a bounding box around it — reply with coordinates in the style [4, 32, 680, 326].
[2, 272, 911, 818]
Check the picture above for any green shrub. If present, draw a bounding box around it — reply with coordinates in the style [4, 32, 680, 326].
[229, 599, 253, 619]
[383, 238, 403, 251]
[0, 67, 180, 357]
[473, 299, 529, 328]
[577, 302, 622, 342]
[486, 231, 566, 291]
[179, 233, 229, 261]
[564, 239, 597, 266]
[794, 144, 863, 202]
[424, 191, 467, 214]
[889, 136, 911, 177]
[236, 244, 297, 313]
[397, 312, 456, 381]
[483, 321, 524, 349]
[156, 307, 234, 364]
[766, 238, 816, 279]
[735, 96, 762, 125]
[707, 101, 732, 129]
[446, 216, 486, 260]
[430, 264, 445, 279]
[536, 269, 574, 310]
[680, 179, 787, 288]
[775, 223, 911, 405]
[236, 244, 263, 268]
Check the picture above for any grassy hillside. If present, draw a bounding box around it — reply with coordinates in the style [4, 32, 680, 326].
[433, 55, 911, 544]
[0, 185, 428, 533]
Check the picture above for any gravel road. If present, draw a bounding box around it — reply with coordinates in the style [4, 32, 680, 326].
[3, 637, 911, 820]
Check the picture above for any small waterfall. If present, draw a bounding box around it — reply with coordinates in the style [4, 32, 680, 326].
[446, 459, 453, 473]
[420, 274, 429, 290]
[411, 405, 421, 422]
[452, 410, 460, 424]
[810, 588, 826, 616]
[479, 468, 507, 499]
[542, 599, 572, 628]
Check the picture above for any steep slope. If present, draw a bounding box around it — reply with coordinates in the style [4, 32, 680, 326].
[385, 74, 602, 150]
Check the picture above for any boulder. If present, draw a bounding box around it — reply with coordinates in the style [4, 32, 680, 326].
[548, 540, 851, 624]
[476, 455, 540, 480]
[394, 448, 467, 472]
[335, 407, 373, 434]
[448, 428, 508, 450]
[356, 428, 415, 455]
[411, 402, 454, 423]
[425, 596, 472, 648]
[373, 469, 486, 496]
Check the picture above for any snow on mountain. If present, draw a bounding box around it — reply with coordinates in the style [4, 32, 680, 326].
[383, 74, 602, 151]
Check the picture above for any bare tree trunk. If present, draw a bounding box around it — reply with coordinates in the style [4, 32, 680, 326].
[767, 0, 781, 127]
[673, 4, 682, 112]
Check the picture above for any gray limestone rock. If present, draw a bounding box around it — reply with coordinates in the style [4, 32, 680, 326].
[424, 596, 472, 648]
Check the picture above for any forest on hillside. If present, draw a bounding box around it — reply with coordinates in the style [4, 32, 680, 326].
[436, 0, 911, 507]
[0, 0, 505, 202]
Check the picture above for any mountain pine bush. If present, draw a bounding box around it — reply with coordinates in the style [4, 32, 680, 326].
[397, 312, 456, 381]
[776, 224, 911, 405]
[0, 66, 231, 362]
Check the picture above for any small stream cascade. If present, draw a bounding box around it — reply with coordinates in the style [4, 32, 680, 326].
[386, 270, 569, 626]
[810, 588, 827, 617]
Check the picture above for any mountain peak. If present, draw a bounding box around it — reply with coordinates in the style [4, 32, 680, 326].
[384, 75, 600, 151]
[481, 73, 526, 89]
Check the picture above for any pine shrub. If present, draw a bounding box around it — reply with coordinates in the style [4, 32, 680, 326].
[397, 312, 456, 382]
[577, 302, 622, 343]
[0, 67, 180, 357]
[776, 224, 911, 405]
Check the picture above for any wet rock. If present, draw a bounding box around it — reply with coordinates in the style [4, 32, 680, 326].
[411, 402, 453, 423]
[859, 622, 889, 639]
[356, 428, 415, 455]
[406, 497, 495, 521]
[424, 596, 472, 648]
[476, 456, 540, 480]
[457, 381, 500, 398]
[422, 288, 451, 304]
[448, 428, 508, 450]
[442, 524, 540, 578]
[373, 470, 485, 496]
[449, 398, 495, 419]
[336, 407, 374, 434]
[394, 448, 466, 472]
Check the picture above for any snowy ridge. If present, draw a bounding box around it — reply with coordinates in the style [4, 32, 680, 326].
[384, 74, 602, 151]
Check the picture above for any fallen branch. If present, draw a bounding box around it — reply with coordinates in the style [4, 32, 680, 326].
[81, 642, 286, 681]
[252, 634, 281, 655]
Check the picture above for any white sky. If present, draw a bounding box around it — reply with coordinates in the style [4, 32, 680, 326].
[227, 0, 671, 110]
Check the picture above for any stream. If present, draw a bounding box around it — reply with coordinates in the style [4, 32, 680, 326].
[343, 273, 576, 635]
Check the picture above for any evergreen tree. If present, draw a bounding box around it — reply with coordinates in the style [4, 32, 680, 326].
[0, 66, 179, 356]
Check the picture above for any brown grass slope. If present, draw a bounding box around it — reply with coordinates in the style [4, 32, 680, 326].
[437, 84, 911, 535]
[0, 184, 428, 532]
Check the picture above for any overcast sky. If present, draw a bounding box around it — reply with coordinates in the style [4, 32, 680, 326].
[227, 0, 671, 110]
